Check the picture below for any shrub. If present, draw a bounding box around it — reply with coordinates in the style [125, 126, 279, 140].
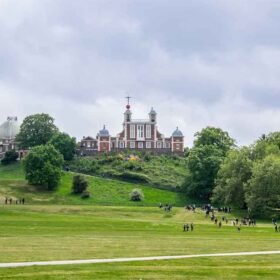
[119, 171, 150, 183]
[72, 175, 89, 194]
[130, 188, 144, 201]
[80, 190, 91, 199]
[1, 150, 18, 165]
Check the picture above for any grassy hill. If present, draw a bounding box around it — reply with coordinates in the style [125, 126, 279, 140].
[68, 152, 187, 190]
[0, 162, 188, 206]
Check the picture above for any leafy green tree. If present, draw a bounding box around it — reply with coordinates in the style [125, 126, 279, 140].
[246, 155, 280, 217]
[17, 114, 58, 148]
[23, 144, 64, 190]
[49, 132, 76, 161]
[1, 150, 18, 165]
[252, 132, 280, 161]
[211, 148, 253, 208]
[183, 127, 235, 199]
[184, 145, 224, 199]
[72, 175, 89, 194]
[194, 126, 235, 156]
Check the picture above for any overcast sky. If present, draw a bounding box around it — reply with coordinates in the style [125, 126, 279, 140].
[1, 0, 280, 147]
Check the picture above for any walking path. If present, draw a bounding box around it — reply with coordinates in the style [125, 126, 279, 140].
[1, 250, 280, 268]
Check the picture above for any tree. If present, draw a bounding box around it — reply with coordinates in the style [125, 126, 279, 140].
[183, 127, 235, 200]
[252, 132, 280, 161]
[183, 145, 224, 199]
[23, 144, 64, 190]
[72, 175, 89, 194]
[16, 113, 58, 148]
[194, 126, 235, 156]
[1, 150, 18, 165]
[49, 132, 76, 161]
[246, 155, 280, 218]
[211, 148, 253, 208]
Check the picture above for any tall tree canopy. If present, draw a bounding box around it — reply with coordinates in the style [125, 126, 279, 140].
[23, 144, 64, 190]
[194, 126, 235, 155]
[183, 127, 235, 199]
[246, 155, 280, 218]
[49, 132, 76, 161]
[211, 148, 253, 208]
[16, 113, 58, 148]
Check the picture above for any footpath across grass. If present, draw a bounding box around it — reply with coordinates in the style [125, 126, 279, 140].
[1, 255, 280, 280]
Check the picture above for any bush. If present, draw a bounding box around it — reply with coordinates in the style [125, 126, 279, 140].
[1, 150, 18, 165]
[72, 175, 89, 194]
[130, 188, 144, 201]
[80, 190, 91, 199]
[118, 171, 150, 183]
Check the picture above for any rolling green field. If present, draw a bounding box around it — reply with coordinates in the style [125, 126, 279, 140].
[0, 205, 280, 279]
[0, 163, 187, 206]
[0, 163, 280, 279]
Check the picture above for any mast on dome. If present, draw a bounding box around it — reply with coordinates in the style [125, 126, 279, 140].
[125, 95, 132, 109]
[124, 95, 132, 122]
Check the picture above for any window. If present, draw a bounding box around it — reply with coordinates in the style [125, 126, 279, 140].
[157, 141, 162, 148]
[130, 141, 135, 148]
[137, 125, 144, 140]
[87, 141, 91, 148]
[164, 142, 170, 148]
[146, 142, 151, 149]
[146, 125, 151, 138]
[130, 124, 135, 139]
[119, 141, 124, 148]
[138, 142, 143, 149]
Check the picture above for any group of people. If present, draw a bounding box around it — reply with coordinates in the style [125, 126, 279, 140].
[185, 204, 196, 212]
[159, 203, 173, 212]
[184, 204, 261, 232]
[3, 197, 25, 205]
[183, 223, 194, 232]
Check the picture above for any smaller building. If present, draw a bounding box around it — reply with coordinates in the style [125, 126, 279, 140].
[0, 117, 20, 159]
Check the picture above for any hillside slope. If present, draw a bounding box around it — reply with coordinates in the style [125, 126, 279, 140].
[69, 153, 187, 190]
[0, 163, 188, 206]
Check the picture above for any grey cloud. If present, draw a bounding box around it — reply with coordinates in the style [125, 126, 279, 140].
[1, 0, 280, 146]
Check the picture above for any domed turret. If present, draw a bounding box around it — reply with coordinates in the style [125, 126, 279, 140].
[124, 96, 132, 122]
[172, 127, 183, 137]
[149, 107, 157, 123]
[0, 117, 20, 139]
[98, 125, 110, 137]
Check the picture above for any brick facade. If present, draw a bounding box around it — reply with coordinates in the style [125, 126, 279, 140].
[78, 103, 184, 155]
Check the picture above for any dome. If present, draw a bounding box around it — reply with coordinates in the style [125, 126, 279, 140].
[0, 117, 20, 139]
[172, 127, 183, 137]
[98, 125, 110, 137]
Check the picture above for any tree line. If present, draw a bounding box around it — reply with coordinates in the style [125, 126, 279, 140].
[3, 113, 280, 218]
[183, 127, 280, 218]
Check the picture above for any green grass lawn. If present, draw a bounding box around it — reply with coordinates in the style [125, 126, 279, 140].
[0, 162, 188, 206]
[1, 163, 280, 279]
[0, 205, 279, 279]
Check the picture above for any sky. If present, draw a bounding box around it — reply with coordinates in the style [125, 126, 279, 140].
[1, 0, 280, 147]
